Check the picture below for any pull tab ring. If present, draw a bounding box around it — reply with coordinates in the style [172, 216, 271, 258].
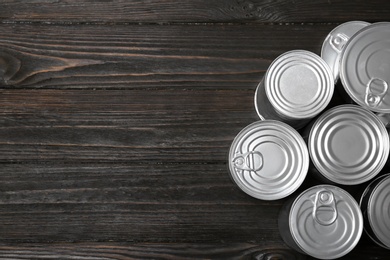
[312, 190, 338, 226]
[330, 33, 349, 53]
[365, 77, 388, 108]
[232, 151, 263, 172]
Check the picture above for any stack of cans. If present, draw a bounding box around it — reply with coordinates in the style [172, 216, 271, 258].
[228, 21, 390, 259]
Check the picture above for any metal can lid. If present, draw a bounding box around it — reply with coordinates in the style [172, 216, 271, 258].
[290, 185, 363, 259]
[340, 22, 390, 113]
[254, 79, 309, 129]
[228, 120, 309, 200]
[367, 174, 390, 248]
[321, 21, 370, 82]
[265, 50, 334, 119]
[309, 105, 389, 185]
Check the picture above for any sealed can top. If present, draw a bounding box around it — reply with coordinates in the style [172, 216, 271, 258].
[321, 21, 370, 81]
[340, 22, 390, 113]
[265, 50, 334, 119]
[309, 105, 389, 185]
[366, 174, 390, 248]
[228, 120, 308, 200]
[290, 185, 363, 259]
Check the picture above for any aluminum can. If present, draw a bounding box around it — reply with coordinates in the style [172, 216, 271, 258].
[279, 185, 363, 259]
[360, 173, 390, 249]
[340, 22, 390, 113]
[307, 104, 389, 185]
[228, 120, 309, 200]
[321, 21, 370, 82]
[255, 50, 334, 130]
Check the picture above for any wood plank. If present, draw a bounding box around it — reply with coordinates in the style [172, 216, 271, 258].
[1, 161, 385, 257]
[0, 242, 388, 259]
[0, 89, 257, 163]
[0, 243, 305, 259]
[0, 163, 283, 243]
[0, 3, 388, 259]
[0, 23, 335, 89]
[1, 0, 389, 24]
[0, 162, 387, 255]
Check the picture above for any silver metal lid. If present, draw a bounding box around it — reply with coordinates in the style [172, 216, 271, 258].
[254, 79, 309, 129]
[321, 21, 370, 81]
[290, 185, 363, 259]
[228, 120, 309, 200]
[367, 174, 390, 248]
[340, 22, 390, 113]
[309, 105, 389, 185]
[265, 50, 334, 119]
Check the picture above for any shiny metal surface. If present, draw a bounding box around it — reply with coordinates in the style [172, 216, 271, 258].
[308, 105, 389, 185]
[265, 50, 334, 120]
[288, 185, 363, 259]
[254, 79, 309, 129]
[360, 174, 390, 249]
[228, 120, 309, 200]
[340, 22, 390, 113]
[321, 21, 370, 81]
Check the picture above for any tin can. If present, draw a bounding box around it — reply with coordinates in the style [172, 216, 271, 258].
[228, 120, 309, 200]
[360, 173, 390, 249]
[307, 104, 389, 185]
[340, 22, 390, 114]
[279, 185, 363, 259]
[255, 50, 334, 130]
[321, 21, 370, 82]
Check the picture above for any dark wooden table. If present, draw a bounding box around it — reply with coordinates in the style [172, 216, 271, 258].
[0, 1, 390, 259]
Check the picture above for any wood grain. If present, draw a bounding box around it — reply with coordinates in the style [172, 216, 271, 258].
[0, 89, 257, 163]
[0, 242, 389, 259]
[0, 243, 306, 259]
[0, 163, 284, 243]
[0, 23, 333, 89]
[1, 0, 389, 24]
[1, 1, 389, 259]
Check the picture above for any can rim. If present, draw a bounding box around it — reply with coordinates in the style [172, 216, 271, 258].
[254, 79, 266, 120]
[228, 120, 309, 200]
[367, 174, 390, 249]
[265, 50, 334, 119]
[320, 21, 371, 82]
[308, 104, 389, 185]
[340, 22, 390, 113]
[289, 185, 363, 259]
